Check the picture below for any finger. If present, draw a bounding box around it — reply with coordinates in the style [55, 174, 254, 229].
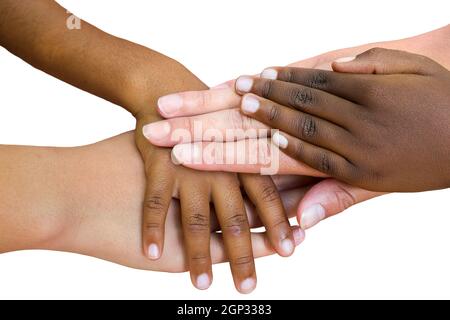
[210, 225, 305, 265]
[142, 163, 175, 260]
[236, 75, 361, 126]
[211, 175, 257, 294]
[239, 174, 295, 257]
[180, 182, 212, 290]
[211, 185, 313, 231]
[240, 93, 355, 155]
[245, 187, 310, 227]
[142, 109, 268, 147]
[171, 140, 327, 177]
[331, 47, 444, 75]
[260, 67, 374, 106]
[270, 131, 357, 182]
[157, 86, 241, 118]
[297, 178, 384, 229]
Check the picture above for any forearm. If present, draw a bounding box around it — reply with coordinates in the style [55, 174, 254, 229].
[0, 0, 206, 117]
[0, 134, 144, 256]
[292, 25, 450, 69]
[0, 145, 66, 252]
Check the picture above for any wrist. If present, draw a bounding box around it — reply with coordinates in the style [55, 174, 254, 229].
[122, 56, 207, 119]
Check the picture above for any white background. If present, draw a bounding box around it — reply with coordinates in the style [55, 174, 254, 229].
[0, 0, 449, 299]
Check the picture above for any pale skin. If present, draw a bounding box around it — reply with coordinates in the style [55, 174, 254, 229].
[144, 25, 450, 229]
[0, 132, 312, 272]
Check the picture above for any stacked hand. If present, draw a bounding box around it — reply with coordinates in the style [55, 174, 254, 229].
[144, 48, 449, 256]
[2, 0, 448, 295]
[135, 109, 303, 294]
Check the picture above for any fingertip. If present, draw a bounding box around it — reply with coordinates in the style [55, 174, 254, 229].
[279, 237, 295, 257]
[260, 68, 278, 80]
[299, 204, 326, 230]
[142, 121, 171, 143]
[292, 226, 305, 245]
[241, 94, 260, 114]
[193, 273, 212, 291]
[171, 143, 202, 165]
[157, 94, 183, 118]
[238, 277, 257, 294]
[235, 76, 254, 94]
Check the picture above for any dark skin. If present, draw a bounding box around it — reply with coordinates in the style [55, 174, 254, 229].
[0, 0, 297, 293]
[236, 48, 450, 192]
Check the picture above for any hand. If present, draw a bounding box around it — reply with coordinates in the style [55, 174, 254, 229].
[234, 48, 450, 192]
[147, 58, 384, 228]
[136, 112, 301, 294]
[131, 189, 306, 274]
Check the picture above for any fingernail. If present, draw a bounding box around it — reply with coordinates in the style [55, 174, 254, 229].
[142, 122, 171, 141]
[240, 278, 256, 294]
[293, 228, 305, 245]
[148, 243, 160, 260]
[196, 273, 211, 290]
[272, 131, 288, 149]
[280, 238, 294, 255]
[171, 144, 201, 165]
[158, 94, 183, 116]
[334, 56, 355, 63]
[241, 95, 260, 114]
[236, 76, 253, 93]
[261, 68, 278, 80]
[300, 204, 326, 229]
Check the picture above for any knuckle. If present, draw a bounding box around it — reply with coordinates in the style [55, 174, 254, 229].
[333, 185, 357, 212]
[261, 80, 274, 98]
[190, 254, 210, 266]
[289, 87, 314, 109]
[200, 91, 212, 108]
[231, 255, 253, 267]
[292, 115, 317, 139]
[186, 213, 209, 233]
[280, 69, 294, 83]
[260, 184, 279, 203]
[267, 218, 288, 231]
[302, 116, 317, 138]
[318, 152, 333, 174]
[363, 168, 384, 188]
[292, 141, 305, 160]
[224, 214, 248, 236]
[144, 195, 166, 214]
[307, 71, 328, 89]
[145, 222, 161, 231]
[267, 103, 280, 122]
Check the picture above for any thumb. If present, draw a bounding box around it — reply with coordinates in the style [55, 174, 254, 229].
[331, 47, 441, 75]
[297, 179, 384, 229]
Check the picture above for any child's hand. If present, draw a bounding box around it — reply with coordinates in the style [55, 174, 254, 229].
[234, 48, 450, 192]
[135, 114, 297, 294]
